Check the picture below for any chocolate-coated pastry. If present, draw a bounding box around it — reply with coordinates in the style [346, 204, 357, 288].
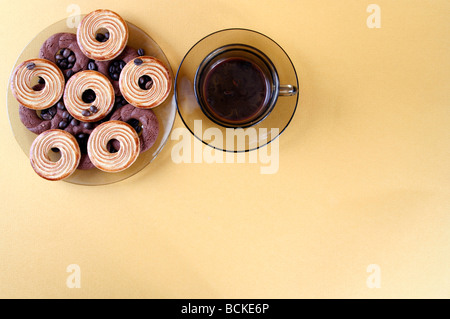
[39, 32, 90, 79]
[110, 103, 159, 153]
[19, 103, 60, 134]
[96, 46, 139, 95]
[19, 99, 99, 135]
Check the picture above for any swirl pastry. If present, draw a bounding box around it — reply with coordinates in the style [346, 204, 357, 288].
[119, 56, 172, 109]
[87, 121, 140, 172]
[11, 59, 65, 110]
[110, 104, 159, 153]
[64, 70, 115, 122]
[77, 9, 128, 61]
[30, 129, 81, 181]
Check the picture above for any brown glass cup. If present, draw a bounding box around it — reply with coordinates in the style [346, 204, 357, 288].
[194, 44, 297, 128]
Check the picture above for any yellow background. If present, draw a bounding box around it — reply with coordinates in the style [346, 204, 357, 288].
[0, 0, 449, 299]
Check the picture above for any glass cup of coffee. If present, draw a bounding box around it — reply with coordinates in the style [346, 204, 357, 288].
[175, 28, 299, 152]
[194, 44, 297, 128]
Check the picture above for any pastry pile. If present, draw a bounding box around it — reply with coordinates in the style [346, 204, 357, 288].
[11, 9, 171, 181]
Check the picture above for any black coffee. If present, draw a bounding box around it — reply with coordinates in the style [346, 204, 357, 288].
[200, 57, 270, 126]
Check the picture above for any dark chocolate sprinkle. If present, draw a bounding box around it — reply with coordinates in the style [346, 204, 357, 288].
[41, 113, 52, 121]
[145, 80, 153, 90]
[32, 84, 45, 91]
[127, 119, 143, 134]
[66, 70, 74, 78]
[40, 106, 56, 121]
[48, 107, 57, 117]
[88, 61, 97, 71]
[90, 106, 98, 114]
[83, 122, 94, 129]
[82, 110, 91, 117]
[139, 75, 153, 90]
[59, 120, 69, 129]
[108, 60, 126, 81]
[57, 101, 65, 110]
[55, 49, 76, 70]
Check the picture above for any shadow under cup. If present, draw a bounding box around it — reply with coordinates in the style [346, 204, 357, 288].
[195, 44, 297, 128]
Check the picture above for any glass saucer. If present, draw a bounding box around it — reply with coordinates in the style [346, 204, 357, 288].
[175, 28, 299, 152]
[7, 17, 176, 186]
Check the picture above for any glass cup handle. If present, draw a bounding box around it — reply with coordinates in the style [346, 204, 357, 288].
[279, 85, 298, 96]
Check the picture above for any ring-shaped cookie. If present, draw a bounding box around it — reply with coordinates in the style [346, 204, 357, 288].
[77, 9, 128, 61]
[119, 56, 172, 109]
[11, 59, 65, 110]
[30, 129, 81, 181]
[19, 104, 58, 135]
[39, 32, 90, 78]
[87, 120, 140, 172]
[64, 70, 115, 122]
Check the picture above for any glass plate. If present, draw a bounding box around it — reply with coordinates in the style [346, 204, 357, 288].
[175, 28, 299, 152]
[7, 17, 176, 186]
